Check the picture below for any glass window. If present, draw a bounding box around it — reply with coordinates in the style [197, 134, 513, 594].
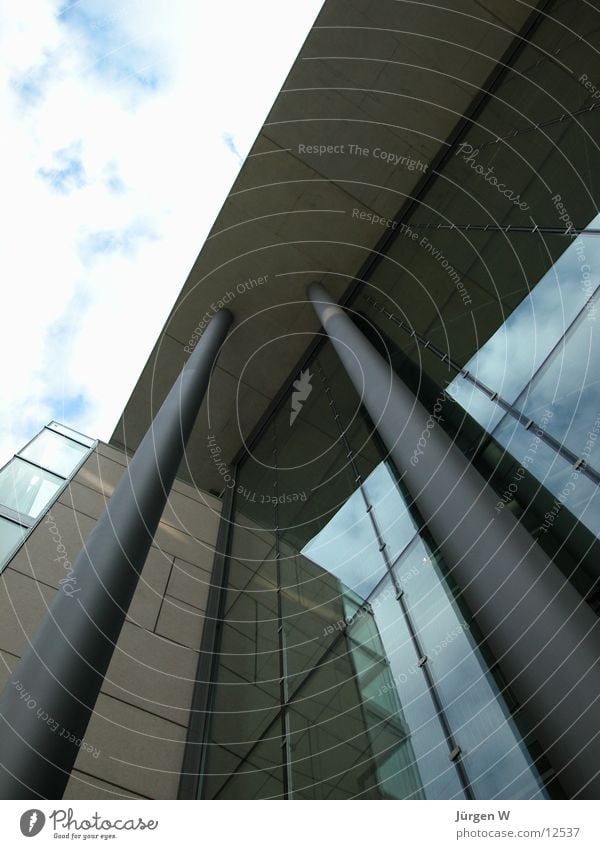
[288, 634, 385, 799]
[209, 559, 280, 710]
[492, 415, 600, 537]
[514, 311, 600, 475]
[394, 536, 547, 799]
[445, 223, 600, 435]
[20, 428, 89, 478]
[345, 606, 426, 799]
[47, 421, 95, 447]
[0, 458, 64, 520]
[365, 577, 466, 799]
[0, 515, 27, 567]
[363, 461, 419, 564]
[205, 730, 284, 800]
[301, 484, 385, 601]
[280, 547, 352, 688]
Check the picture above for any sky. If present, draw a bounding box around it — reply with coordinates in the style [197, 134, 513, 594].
[0, 0, 324, 466]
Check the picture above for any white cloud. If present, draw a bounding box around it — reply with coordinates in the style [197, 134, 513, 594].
[0, 0, 324, 466]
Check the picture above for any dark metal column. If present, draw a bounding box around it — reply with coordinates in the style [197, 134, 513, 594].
[0, 309, 232, 799]
[308, 281, 600, 799]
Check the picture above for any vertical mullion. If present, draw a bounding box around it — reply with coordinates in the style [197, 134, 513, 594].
[272, 422, 293, 798]
[366, 493, 473, 799]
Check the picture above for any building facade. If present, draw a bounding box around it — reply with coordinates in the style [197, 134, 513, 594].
[1, 0, 599, 800]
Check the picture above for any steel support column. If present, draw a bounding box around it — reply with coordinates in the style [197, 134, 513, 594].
[308, 281, 600, 799]
[0, 308, 232, 799]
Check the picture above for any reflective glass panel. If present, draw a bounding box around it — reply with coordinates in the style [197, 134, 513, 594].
[492, 415, 600, 537]
[288, 629, 391, 799]
[514, 311, 600, 474]
[207, 731, 284, 800]
[20, 428, 89, 478]
[47, 421, 95, 447]
[301, 485, 384, 600]
[445, 224, 600, 433]
[344, 605, 426, 799]
[394, 536, 547, 799]
[366, 578, 466, 799]
[363, 461, 419, 564]
[280, 545, 355, 689]
[0, 458, 64, 519]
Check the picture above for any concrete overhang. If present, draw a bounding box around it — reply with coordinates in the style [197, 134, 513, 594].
[111, 0, 543, 492]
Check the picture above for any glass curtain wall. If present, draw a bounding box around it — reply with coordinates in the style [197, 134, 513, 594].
[0, 422, 95, 571]
[200, 344, 552, 799]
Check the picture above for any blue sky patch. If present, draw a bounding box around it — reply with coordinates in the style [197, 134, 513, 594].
[11, 51, 58, 107]
[51, 392, 88, 423]
[57, 1, 165, 94]
[222, 132, 243, 164]
[79, 221, 158, 263]
[104, 161, 126, 194]
[11, 75, 44, 106]
[38, 143, 87, 193]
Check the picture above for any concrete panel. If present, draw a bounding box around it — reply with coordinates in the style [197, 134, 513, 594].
[71, 693, 186, 799]
[58, 478, 108, 519]
[155, 596, 205, 651]
[153, 522, 215, 568]
[0, 568, 56, 658]
[94, 441, 130, 467]
[0, 436, 220, 799]
[170, 478, 222, 509]
[101, 620, 197, 726]
[126, 548, 172, 631]
[167, 557, 212, 612]
[64, 770, 146, 800]
[160, 487, 221, 541]
[76, 451, 122, 498]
